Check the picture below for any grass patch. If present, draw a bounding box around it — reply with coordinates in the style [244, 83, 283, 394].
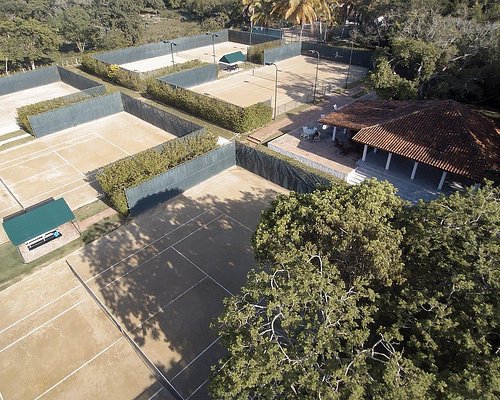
[0, 212, 129, 291]
[140, 11, 202, 44]
[73, 199, 111, 221]
[81, 213, 126, 244]
[0, 239, 82, 291]
[0, 130, 27, 141]
[0, 135, 34, 151]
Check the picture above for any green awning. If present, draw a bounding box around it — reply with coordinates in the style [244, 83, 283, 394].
[3, 198, 75, 246]
[219, 51, 246, 64]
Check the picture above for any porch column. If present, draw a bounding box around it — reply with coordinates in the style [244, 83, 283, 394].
[362, 144, 368, 161]
[410, 161, 418, 180]
[437, 171, 447, 190]
[332, 126, 337, 141]
[385, 152, 392, 170]
[373, 148, 378, 154]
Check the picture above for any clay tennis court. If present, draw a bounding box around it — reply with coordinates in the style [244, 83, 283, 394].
[120, 42, 249, 73]
[191, 55, 368, 109]
[0, 82, 80, 136]
[0, 112, 176, 221]
[0, 167, 287, 399]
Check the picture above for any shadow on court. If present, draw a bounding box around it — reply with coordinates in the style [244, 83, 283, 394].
[67, 168, 286, 399]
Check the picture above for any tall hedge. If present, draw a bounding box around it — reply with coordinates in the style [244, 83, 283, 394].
[17, 91, 104, 134]
[81, 54, 207, 92]
[147, 79, 272, 133]
[247, 40, 284, 64]
[97, 130, 218, 214]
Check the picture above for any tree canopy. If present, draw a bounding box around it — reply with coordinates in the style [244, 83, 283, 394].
[211, 180, 500, 399]
[362, 1, 500, 106]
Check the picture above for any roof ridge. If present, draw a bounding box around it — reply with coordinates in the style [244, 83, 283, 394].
[358, 101, 438, 130]
[449, 101, 489, 160]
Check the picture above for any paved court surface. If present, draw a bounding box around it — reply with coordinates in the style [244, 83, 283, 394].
[0, 82, 80, 136]
[0, 167, 287, 399]
[191, 55, 368, 110]
[0, 112, 176, 222]
[120, 42, 249, 73]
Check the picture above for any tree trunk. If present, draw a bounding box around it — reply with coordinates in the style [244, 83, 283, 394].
[77, 41, 86, 53]
[30, 60, 35, 70]
[299, 23, 303, 42]
[4, 58, 8, 74]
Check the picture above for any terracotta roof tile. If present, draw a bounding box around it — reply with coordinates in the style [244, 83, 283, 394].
[350, 100, 500, 180]
[319, 100, 438, 130]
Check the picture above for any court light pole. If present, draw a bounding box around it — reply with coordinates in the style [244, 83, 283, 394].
[163, 40, 177, 66]
[206, 32, 219, 64]
[265, 62, 278, 120]
[309, 50, 320, 102]
[344, 39, 354, 89]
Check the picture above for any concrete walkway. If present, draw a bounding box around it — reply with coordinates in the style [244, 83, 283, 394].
[247, 88, 372, 145]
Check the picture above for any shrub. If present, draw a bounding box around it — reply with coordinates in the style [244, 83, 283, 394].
[147, 79, 272, 132]
[17, 92, 101, 134]
[97, 130, 218, 214]
[247, 40, 284, 64]
[81, 54, 207, 91]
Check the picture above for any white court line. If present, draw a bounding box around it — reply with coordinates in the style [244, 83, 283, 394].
[98, 214, 224, 290]
[185, 358, 230, 400]
[0, 203, 19, 215]
[215, 208, 254, 232]
[8, 161, 71, 186]
[0, 285, 81, 336]
[33, 337, 123, 399]
[147, 387, 165, 400]
[132, 277, 208, 331]
[0, 134, 98, 170]
[56, 152, 86, 177]
[15, 176, 91, 208]
[172, 247, 233, 297]
[185, 378, 210, 400]
[171, 337, 220, 381]
[0, 208, 214, 337]
[96, 132, 132, 156]
[0, 299, 86, 354]
[84, 208, 217, 285]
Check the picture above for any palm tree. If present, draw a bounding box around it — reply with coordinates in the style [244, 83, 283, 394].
[243, 0, 278, 27]
[272, 0, 331, 41]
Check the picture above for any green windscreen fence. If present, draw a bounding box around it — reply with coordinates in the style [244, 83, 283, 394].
[3, 198, 75, 246]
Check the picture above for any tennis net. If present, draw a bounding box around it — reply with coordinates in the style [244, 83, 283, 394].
[66, 261, 184, 400]
[250, 67, 277, 82]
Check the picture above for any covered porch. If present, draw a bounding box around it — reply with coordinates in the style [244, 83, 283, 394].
[349, 147, 472, 202]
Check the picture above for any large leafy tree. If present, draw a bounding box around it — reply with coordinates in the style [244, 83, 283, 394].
[92, 0, 143, 46]
[0, 19, 22, 73]
[362, 0, 500, 105]
[211, 180, 500, 398]
[15, 18, 59, 69]
[59, 5, 97, 53]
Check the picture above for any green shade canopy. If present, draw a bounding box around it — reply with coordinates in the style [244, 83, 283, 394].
[219, 51, 246, 64]
[3, 198, 75, 246]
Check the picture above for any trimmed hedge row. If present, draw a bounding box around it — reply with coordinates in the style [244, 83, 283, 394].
[81, 55, 207, 91]
[97, 130, 218, 214]
[17, 91, 105, 134]
[146, 79, 272, 133]
[247, 40, 284, 64]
